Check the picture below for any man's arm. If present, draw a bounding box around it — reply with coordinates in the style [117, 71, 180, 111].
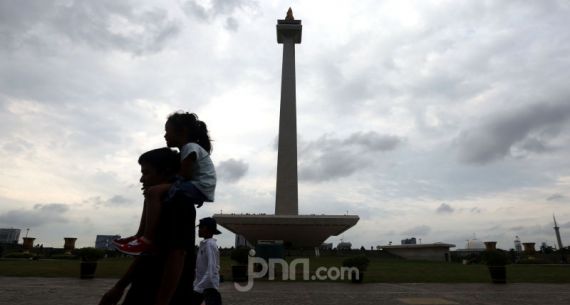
[154, 249, 186, 305]
[98, 257, 141, 305]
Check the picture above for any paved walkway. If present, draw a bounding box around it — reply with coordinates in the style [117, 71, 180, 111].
[1, 277, 570, 305]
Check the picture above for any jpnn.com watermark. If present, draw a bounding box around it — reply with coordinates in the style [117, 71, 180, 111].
[234, 250, 360, 292]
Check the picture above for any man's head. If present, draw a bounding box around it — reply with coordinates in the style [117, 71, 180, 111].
[138, 148, 180, 189]
[198, 217, 222, 238]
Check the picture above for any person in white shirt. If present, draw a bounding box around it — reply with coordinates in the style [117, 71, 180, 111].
[193, 217, 222, 305]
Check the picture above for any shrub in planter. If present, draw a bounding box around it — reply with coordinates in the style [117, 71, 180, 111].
[483, 250, 508, 284]
[77, 247, 105, 279]
[483, 250, 508, 265]
[230, 247, 250, 265]
[342, 255, 370, 283]
[230, 247, 250, 282]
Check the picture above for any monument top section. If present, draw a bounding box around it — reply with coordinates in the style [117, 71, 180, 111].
[277, 8, 301, 44]
[285, 7, 295, 21]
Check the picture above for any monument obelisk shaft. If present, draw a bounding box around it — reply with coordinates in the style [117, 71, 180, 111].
[213, 10, 359, 248]
[275, 9, 302, 215]
[554, 214, 564, 250]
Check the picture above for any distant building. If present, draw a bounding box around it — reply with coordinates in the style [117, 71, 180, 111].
[454, 238, 487, 258]
[320, 243, 333, 250]
[401, 237, 417, 245]
[464, 238, 485, 250]
[337, 242, 352, 250]
[381, 242, 456, 262]
[514, 236, 522, 253]
[95, 235, 120, 250]
[0, 228, 21, 244]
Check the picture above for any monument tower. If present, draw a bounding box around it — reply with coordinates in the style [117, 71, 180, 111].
[553, 214, 567, 263]
[275, 8, 301, 215]
[214, 9, 359, 248]
[553, 214, 564, 250]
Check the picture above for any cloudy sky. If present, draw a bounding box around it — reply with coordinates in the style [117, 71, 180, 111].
[1, 0, 569, 250]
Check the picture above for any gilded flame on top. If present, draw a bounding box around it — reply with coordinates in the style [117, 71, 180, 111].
[285, 7, 294, 20]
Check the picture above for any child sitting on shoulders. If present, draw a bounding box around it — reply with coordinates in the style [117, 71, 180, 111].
[116, 112, 216, 255]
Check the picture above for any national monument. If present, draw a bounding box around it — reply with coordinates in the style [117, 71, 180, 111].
[213, 9, 359, 248]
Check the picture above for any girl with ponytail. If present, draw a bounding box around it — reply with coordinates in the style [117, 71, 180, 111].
[116, 112, 217, 255]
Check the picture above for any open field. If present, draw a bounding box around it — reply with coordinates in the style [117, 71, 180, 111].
[1, 256, 569, 283]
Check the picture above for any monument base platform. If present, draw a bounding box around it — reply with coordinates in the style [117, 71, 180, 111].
[213, 214, 359, 248]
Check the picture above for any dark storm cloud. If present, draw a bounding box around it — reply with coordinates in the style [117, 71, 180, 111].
[456, 102, 570, 164]
[0, 203, 69, 227]
[217, 158, 249, 182]
[83, 194, 136, 207]
[303, 0, 570, 155]
[54, 1, 181, 55]
[401, 225, 431, 236]
[224, 17, 239, 31]
[547, 194, 566, 202]
[182, 0, 258, 31]
[436, 203, 454, 214]
[0, 0, 51, 50]
[0, 0, 181, 55]
[1, 137, 34, 154]
[470, 207, 482, 214]
[507, 224, 555, 236]
[343, 132, 402, 151]
[299, 148, 366, 182]
[108, 195, 132, 206]
[299, 132, 403, 182]
[313, 58, 384, 112]
[0, 1, 184, 114]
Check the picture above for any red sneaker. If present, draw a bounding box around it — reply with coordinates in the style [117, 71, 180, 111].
[116, 237, 154, 256]
[112, 236, 137, 247]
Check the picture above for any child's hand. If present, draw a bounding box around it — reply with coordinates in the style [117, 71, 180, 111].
[143, 183, 171, 197]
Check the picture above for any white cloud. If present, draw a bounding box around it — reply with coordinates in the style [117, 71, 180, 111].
[455, 102, 570, 164]
[0, 204, 70, 227]
[0, 0, 569, 249]
[217, 158, 249, 182]
[299, 132, 403, 182]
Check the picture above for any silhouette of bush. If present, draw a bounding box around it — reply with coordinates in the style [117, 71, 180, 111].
[482, 250, 508, 266]
[230, 247, 250, 265]
[76, 247, 105, 262]
[342, 255, 370, 271]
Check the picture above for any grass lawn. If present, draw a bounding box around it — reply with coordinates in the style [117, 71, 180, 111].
[1, 256, 569, 283]
[0, 258, 132, 278]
